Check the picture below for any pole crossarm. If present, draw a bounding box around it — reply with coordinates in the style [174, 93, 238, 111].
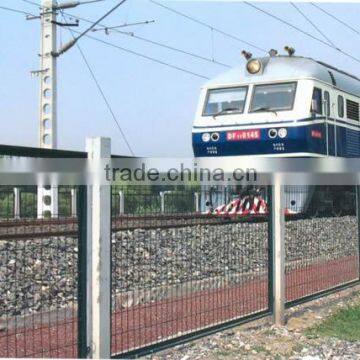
[53, 0, 127, 57]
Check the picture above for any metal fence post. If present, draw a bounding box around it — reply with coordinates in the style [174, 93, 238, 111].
[13, 187, 20, 219]
[271, 181, 285, 326]
[119, 190, 124, 215]
[77, 185, 88, 359]
[86, 137, 111, 359]
[356, 186, 360, 280]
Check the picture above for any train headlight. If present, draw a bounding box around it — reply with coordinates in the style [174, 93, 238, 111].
[278, 128, 287, 139]
[211, 132, 220, 142]
[246, 59, 262, 74]
[268, 128, 277, 139]
[202, 133, 211, 142]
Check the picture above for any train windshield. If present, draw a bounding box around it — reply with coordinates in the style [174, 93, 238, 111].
[250, 82, 296, 112]
[203, 86, 248, 116]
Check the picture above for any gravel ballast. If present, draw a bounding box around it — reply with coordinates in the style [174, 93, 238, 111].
[0, 216, 358, 318]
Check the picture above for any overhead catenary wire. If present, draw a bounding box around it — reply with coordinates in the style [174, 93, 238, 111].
[149, 0, 267, 54]
[290, 2, 337, 48]
[18, 0, 211, 77]
[65, 0, 126, 43]
[55, 0, 127, 56]
[244, 2, 360, 65]
[19, 0, 40, 7]
[62, 12, 231, 68]
[60, 11, 135, 156]
[21, 0, 230, 70]
[0, 5, 35, 17]
[74, 43, 136, 156]
[71, 29, 211, 79]
[20, 0, 107, 9]
[310, 2, 360, 37]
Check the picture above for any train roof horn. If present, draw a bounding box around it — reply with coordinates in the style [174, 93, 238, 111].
[285, 46, 296, 57]
[241, 50, 253, 60]
[269, 49, 278, 57]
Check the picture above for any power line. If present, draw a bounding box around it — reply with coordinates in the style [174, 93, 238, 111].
[19, 0, 211, 76]
[63, 12, 231, 68]
[310, 2, 360, 36]
[72, 29, 211, 79]
[74, 43, 136, 156]
[60, 11, 135, 156]
[0, 5, 35, 16]
[149, 0, 267, 54]
[290, 2, 337, 48]
[19, 0, 40, 7]
[22, 0, 230, 70]
[20, 0, 107, 9]
[244, 2, 360, 65]
[55, 0, 127, 56]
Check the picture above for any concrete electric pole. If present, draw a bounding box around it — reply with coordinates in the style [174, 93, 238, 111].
[37, 0, 58, 218]
[33, 0, 128, 218]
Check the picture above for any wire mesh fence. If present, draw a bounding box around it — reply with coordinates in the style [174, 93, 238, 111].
[1, 180, 360, 358]
[0, 186, 78, 220]
[285, 186, 360, 304]
[58, 187, 72, 218]
[110, 185, 270, 356]
[0, 187, 14, 219]
[0, 192, 83, 358]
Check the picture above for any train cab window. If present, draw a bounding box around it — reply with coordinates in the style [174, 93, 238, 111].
[311, 88, 322, 115]
[338, 95, 344, 118]
[203, 87, 248, 116]
[324, 91, 331, 116]
[250, 82, 296, 112]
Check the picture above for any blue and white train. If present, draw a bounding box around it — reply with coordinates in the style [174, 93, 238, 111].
[192, 50, 359, 213]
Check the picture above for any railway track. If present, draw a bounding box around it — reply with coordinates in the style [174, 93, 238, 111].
[0, 211, 345, 240]
[0, 213, 268, 240]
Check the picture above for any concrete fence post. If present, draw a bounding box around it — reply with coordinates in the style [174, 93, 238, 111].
[271, 181, 285, 326]
[119, 190, 124, 215]
[14, 187, 20, 219]
[86, 137, 111, 359]
[71, 188, 77, 217]
[160, 191, 165, 214]
[194, 192, 200, 213]
[160, 191, 172, 214]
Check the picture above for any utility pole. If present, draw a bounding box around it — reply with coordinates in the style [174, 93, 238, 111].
[32, 0, 128, 218]
[37, 0, 58, 218]
[39, 0, 57, 150]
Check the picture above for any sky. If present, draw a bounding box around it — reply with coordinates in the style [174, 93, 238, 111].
[1, 0, 360, 157]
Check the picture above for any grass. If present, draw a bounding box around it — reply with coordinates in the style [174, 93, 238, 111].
[306, 302, 360, 342]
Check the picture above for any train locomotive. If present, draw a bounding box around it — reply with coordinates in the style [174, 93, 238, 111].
[192, 48, 359, 214]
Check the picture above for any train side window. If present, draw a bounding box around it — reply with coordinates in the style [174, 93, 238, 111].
[338, 95, 344, 118]
[324, 91, 330, 116]
[311, 88, 322, 115]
